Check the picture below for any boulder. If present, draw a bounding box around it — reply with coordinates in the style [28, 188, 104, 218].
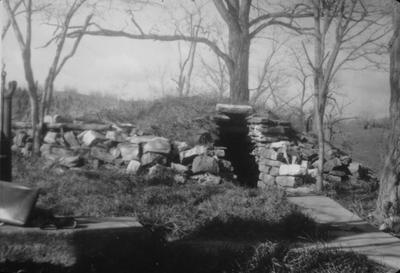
[192, 155, 219, 175]
[276, 176, 302, 188]
[105, 131, 126, 142]
[171, 163, 189, 173]
[44, 132, 58, 144]
[191, 173, 221, 185]
[141, 152, 168, 167]
[118, 143, 140, 161]
[63, 131, 80, 147]
[143, 137, 171, 155]
[279, 164, 305, 176]
[179, 145, 208, 164]
[78, 130, 104, 146]
[91, 146, 115, 163]
[126, 160, 141, 174]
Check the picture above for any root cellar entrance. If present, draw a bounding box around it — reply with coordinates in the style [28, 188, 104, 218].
[215, 105, 259, 187]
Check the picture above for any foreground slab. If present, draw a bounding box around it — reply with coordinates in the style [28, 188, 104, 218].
[289, 195, 400, 270]
[0, 217, 160, 273]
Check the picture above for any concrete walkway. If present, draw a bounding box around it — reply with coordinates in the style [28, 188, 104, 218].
[288, 195, 400, 270]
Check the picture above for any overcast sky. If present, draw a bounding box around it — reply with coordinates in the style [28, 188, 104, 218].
[0, 0, 391, 118]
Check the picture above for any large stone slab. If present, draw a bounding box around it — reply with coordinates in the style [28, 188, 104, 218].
[0, 217, 160, 273]
[216, 104, 254, 115]
[289, 195, 400, 270]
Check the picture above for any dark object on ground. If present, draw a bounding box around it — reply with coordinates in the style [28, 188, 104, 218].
[0, 180, 38, 225]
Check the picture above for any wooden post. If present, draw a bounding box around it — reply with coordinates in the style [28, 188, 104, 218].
[0, 70, 17, 182]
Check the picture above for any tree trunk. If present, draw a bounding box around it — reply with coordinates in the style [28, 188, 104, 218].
[29, 94, 41, 155]
[376, 3, 400, 220]
[227, 27, 250, 104]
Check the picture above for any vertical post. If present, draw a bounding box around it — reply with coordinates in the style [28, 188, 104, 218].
[0, 70, 17, 182]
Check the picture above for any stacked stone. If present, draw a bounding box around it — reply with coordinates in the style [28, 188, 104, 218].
[11, 115, 235, 185]
[247, 115, 307, 189]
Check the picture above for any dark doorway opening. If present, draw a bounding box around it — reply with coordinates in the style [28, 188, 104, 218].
[216, 114, 259, 187]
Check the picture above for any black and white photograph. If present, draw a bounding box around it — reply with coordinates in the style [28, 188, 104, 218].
[1, 0, 400, 272]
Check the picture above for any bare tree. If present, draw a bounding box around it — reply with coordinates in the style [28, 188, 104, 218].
[376, 1, 400, 222]
[251, 38, 288, 110]
[173, 15, 200, 97]
[290, 48, 313, 132]
[200, 54, 229, 98]
[3, 0, 93, 155]
[68, 0, 312, 103]
[301, 0, 390, 191]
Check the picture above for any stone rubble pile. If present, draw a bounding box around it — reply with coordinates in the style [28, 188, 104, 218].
[11, 115, 235, 185]
[247, 114, 370, 190]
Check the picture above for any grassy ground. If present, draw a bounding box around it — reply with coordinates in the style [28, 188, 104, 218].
[9, 155, 389, 272]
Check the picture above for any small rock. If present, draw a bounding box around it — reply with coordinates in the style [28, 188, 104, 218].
[63, 131, 80, 148]
[213, 149, 226, 158]
[141, 152, 168, 166]
[129, 135, 157, 144]
[269, 167, 279, 176]
[14, 131, 28, 147]
[279, 164, 305, 176]
[118, 143, 140, 161]
[59, 155, 82, 168]
[173, 141, 190, 152]
[126, 160, 141, 174]
[259, 165, 271, 173]
[276, 176, 302, 188]
[143, 137, 171, 155]
[180, 145, 208, 164]
[44, 132, 58, 144]
[174, 174, 187, 184]
[218, 159, 234, 173]
[348, 162, 361, 175]
[269, 141, 290, 149]
[259, 148, 278, 160]
[259, 159, 282, 167]
[105, 131, 126, 142]
[171, 163, 189, 173]
[259, 173, 275, 186]
[324, 174, 342, 183]
[191, 173, 221, 185]
[323, 158, 342, 172]
[192, 155, 219, 174]
[91, 146, 115, 163]
[44, 115, 53, 124]
[109, 147, 121, 159]
[147, 164, 174, 183]
[307, 168, 319, 178]
[78, 130, 104, 146]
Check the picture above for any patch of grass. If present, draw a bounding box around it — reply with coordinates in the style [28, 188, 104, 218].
[240, 243, 387, 273]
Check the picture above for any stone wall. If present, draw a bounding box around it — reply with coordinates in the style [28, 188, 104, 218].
[11, 115, 235, 185]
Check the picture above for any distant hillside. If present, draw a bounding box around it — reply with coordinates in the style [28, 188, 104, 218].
[333, 119, 389, 175]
